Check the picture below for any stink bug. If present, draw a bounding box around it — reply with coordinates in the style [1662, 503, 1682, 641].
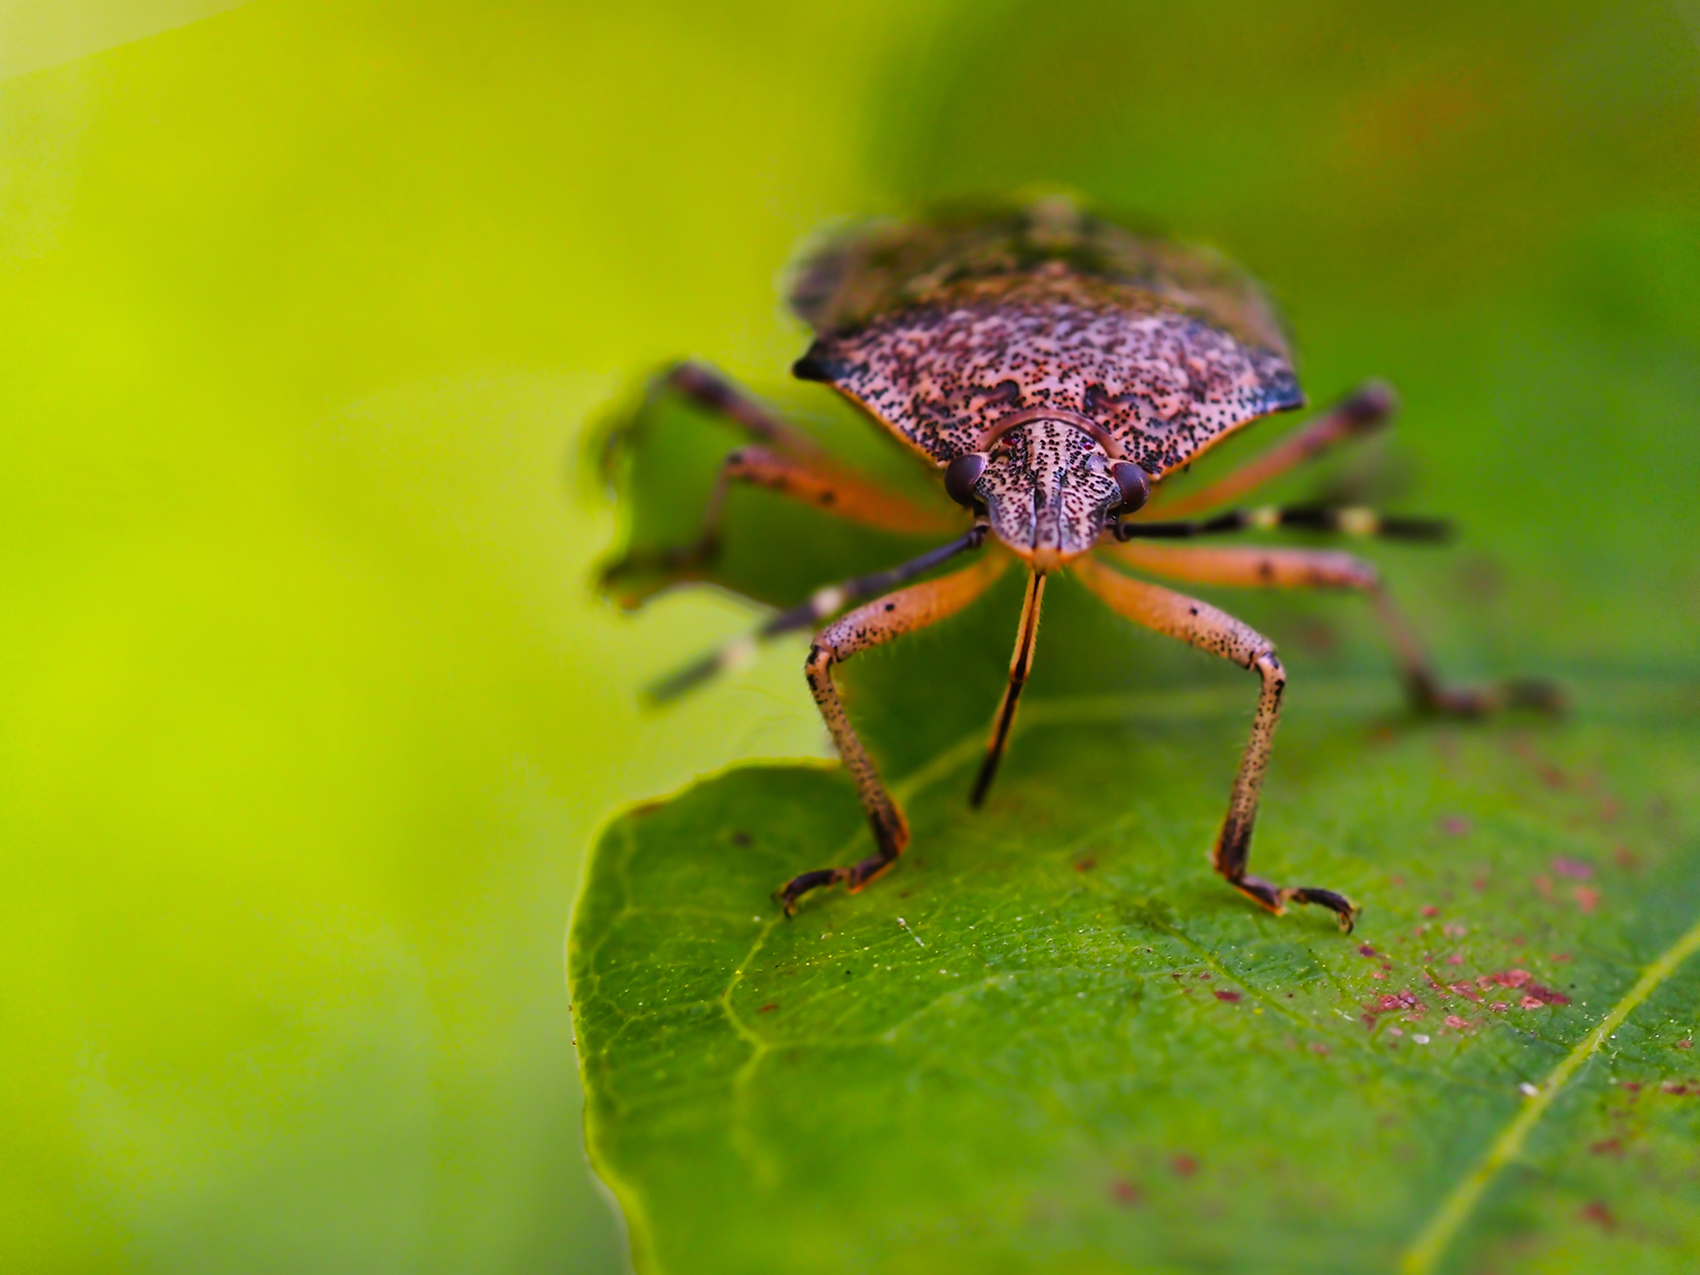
[598, 197, 1555, 932]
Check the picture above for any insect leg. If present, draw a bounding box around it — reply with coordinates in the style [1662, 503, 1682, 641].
[1141, 381, 1395, 519]
[777, 552, 1011, 915]
[1108, 542, 1562, 716]
[607, 444, 959, 596]
[1112, 505, 1450, 542]
[600, 367, 957, 607]
[1072, 555, 1357, 932]
[647, 523, 989, 701]
[640, 361, 828, 456]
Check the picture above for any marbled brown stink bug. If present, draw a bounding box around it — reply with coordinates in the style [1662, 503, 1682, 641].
[599, 197, 1556, 932]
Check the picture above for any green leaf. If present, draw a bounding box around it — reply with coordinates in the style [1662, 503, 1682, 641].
[573, 669, 1700, 1272]
[572, 384, 1700, 1270]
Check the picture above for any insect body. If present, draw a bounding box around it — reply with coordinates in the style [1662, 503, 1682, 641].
[601, 198, 1554, 932]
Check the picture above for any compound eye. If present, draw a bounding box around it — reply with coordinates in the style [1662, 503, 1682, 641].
[1110, 460, 1150, 513]
[944, 451, 989, 508]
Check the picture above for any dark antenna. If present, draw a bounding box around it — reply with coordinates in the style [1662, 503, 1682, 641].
[970, 569, 1047, 807]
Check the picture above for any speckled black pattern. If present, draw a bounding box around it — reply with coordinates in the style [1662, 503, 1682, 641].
[795, 272, 1303, 481]
[611, 206, 1523, 928]
[972, 419, 1122, 563]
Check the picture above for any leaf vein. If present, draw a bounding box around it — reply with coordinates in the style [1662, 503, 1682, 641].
[1399, 908, 1700, 1274]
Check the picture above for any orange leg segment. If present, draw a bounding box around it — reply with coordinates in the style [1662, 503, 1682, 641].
[602, 364, 957, 605]
[700, 445, 957, 542]
[1109, 541, 1559, 716]
[778, 552, 1011, 914]
[1072, 555, 1357, 932]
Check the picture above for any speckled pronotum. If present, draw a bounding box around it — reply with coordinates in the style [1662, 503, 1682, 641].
[600, 197, 1556, 932]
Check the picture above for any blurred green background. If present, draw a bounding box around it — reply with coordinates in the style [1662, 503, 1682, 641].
[2, 1, 1697, 1271]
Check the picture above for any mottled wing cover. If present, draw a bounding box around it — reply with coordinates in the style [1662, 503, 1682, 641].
[788, 197, 1303, 478]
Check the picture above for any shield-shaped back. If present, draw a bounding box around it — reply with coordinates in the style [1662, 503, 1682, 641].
[788, 197, 1304, 480]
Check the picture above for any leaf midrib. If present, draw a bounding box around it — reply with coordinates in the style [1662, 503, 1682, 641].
[1399, 908, 1700, 1274]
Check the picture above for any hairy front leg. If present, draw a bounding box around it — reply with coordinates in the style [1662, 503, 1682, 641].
[1109, 541, 1561, 716]
[778, 552, 1010, 914]
[1072, 555, 1357, 931]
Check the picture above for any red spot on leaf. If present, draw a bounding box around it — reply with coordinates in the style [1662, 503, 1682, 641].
[1662, 1083, 1691, 1095]
[1445, 954, 1464, 965]
[1678, 1040, 1693, 1050]
[1075, 857, 1096, 872]
[1444, 1015, 1471, 1030]
[1480, 969, 1533, 989]
[758, 1003, 777, 1014]
[1532, 874, 1554, 898]
[1589, 1138, 1623, 1156]
[1214, 990, 1241, 1003]
[1519, 995, 1545, 1010]
[1421, 905, 1441, 918]
[1110, 1179, 1141, 1207]
[1580, 1201, 1615, 1230]
[1440, 816, 1471, 836]
[1574, 886, 1600, 913]
[1365, 992, 1425, 1017]
[1170, 1154, 1199, 1178]
[1358, 944, 1379, 958]
[1553, 857, 1594, 880]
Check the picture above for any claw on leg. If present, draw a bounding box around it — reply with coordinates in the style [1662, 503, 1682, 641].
[1227, 875, 1359, 933]
[775, 868, 843, 914]
[776, 845, 904, 916]
[599, 537, 718, 606]
[777, 554, 1005, 916]
[1220, 846, 1360, 934]
[1074, 557, 1362, 935]
[1407, 670, 1567, 719]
